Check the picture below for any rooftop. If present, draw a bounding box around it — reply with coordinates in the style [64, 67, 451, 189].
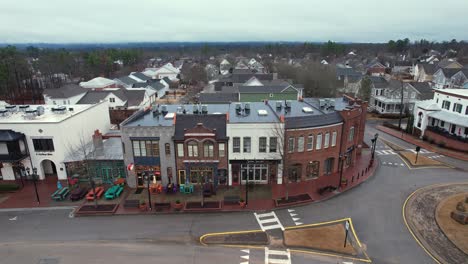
[79, 77, 116, 89]
[43, 84, 87, 99]
[229, 102, 280, 123]
[0, 104, 102, 124]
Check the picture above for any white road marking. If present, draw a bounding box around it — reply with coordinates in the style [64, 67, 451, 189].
[265, 248, 291, 264]
[254, 212, 284, 231]
[241, 249, 250, 254]
[295, 222, 303, 226]
[376, 150, 396, 155]
[400, 163, 405, 166]
[241, 249, 250, 264]
[9, 216, 17, 221]
[287, 209, 294, 213]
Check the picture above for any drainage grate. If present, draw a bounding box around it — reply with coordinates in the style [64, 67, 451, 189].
[38, 258, 60, 264]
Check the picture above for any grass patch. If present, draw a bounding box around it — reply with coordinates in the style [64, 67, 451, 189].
[284, 223, 357, 256]
[436, 193, 468, 255]
[0, 183, 20, 192]
[201, 230, 269, 246]
[399, 151, 443, 166]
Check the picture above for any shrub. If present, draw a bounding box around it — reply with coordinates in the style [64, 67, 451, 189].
[438, 141, 446, 148]
[0, 183, 20, 192]
[422, 135, 428, 141]
[175, 199, 181, 204]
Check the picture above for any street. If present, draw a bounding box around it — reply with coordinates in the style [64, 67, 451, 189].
[1, 121, 467, 264]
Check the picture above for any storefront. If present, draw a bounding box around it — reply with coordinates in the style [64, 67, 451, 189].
[178, 162, 227, 188]
[230, 160, 279, 185]
[135, 165, 161, 187]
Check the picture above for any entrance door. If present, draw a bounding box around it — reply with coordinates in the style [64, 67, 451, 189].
[231, 164, 240, 186]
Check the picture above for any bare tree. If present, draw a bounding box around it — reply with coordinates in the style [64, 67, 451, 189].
[269, 120, 289, 200]
[66, 132, 98, 208]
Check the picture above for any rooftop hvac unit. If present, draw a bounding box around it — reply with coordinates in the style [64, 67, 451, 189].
[201, 105, 208, 114]
[161, 105, 168, 114]
[0, 109, 9, 117]
[302, 107, 313, 113]
[276, 101, 282, 110]
[257, 109, 268, 116]
[24, 109, 38, 119]
[18, 105, 30, 112]
[5, 105, 17, 112]
[285, 100, 292, 109]
[193, 104, 199, 114]
[51, 105, 67, 114]
[244, 103, 251, 110]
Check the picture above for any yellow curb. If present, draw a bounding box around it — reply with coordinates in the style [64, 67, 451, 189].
[199, 229, 263, 246]
[402, 186, 443, 264]
[201, 217, 372, 262]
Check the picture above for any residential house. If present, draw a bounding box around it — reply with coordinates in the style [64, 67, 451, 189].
[143, 63, 180, 81]
[43, 84, 87, 105]
[413, 89, 468, 152]
[414, 64, 437, 82]
[366, 61, 387, 76]
[79, 77, 118, 90]
[433, 68, 465, 89]
[437, 58, 463, 69]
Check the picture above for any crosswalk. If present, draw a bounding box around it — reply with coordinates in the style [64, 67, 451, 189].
[375, 149, 396, 155]
[265, 248, 291, 264]
[428, 154, 444, 159]
[381, 161, 405, 167]
[240, 249, 250, 264]
[254, 211, 284, 231]
[288, 209, 303, 226]
[406, 148, 432, 154]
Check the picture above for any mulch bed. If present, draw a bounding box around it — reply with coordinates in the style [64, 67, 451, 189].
[75, 204, 118, 215]
[134, 188, 143, 194]
[202, 231, 269, 245]
[275, 194, 312, 207]
[153, 202, 171, 212]
[185, 201, 221, 211]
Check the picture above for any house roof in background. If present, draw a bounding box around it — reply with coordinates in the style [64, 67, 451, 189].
[79, 77, 115, 88]
[131, 72, 151, 81]
[198, 93, 239, 104]
[407, 82, 433, 100]
[117, 76, 138, 86]
[369, 76, 389, 88]
[238, 85, 297, 94]
[43, 84, 87, 99]
[285, 112, 343, 129]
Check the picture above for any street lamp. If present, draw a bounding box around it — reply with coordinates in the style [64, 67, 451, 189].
[370, 133, 379, 161]
[25, 167, 40, 205]
[144, 171, 152, 211]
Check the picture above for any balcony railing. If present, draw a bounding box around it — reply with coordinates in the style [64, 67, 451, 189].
[426, 126, 468, 143]
[0, 152, 29, 162]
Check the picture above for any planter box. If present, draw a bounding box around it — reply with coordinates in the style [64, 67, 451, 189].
[154, 202, 171, 212]
[75, 204, 119, 216]
[275, 194, 313, 207]
[184, 201, 221, 211]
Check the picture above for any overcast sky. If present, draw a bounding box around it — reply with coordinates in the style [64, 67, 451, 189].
[1, 0, 467, 43]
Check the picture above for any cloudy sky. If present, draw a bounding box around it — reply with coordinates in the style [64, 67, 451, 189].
[1, 0, 467, 43]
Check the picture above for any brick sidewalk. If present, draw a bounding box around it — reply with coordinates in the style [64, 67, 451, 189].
[1, 153, 377, 213]
[376, 125, 468, 161]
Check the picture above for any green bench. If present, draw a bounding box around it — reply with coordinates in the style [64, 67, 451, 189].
[104, 185, 124, 200]
[51, 187, 70, 201]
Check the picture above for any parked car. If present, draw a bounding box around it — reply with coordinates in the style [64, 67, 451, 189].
[70, 187, 88, 201]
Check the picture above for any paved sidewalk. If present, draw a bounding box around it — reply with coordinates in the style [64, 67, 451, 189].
[377, 125, 468, 161]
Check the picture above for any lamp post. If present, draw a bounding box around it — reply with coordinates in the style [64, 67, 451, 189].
[370, 133, 379, 161]
[25, 167, 40, 205]
[144, 171, 152, 211]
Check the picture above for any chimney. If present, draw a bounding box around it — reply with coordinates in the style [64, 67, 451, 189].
[92, 130, 104, 155]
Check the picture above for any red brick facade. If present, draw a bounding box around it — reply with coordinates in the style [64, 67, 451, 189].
[174, 124, 228, 186]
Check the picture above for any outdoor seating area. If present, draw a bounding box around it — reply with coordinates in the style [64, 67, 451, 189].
[86, 187, 105, 201]
[105, 185, 124, 200]
[51, 187, 70, 201]
[70, 187, 88, 201]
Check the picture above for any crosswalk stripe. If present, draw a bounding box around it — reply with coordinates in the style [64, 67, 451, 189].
[265, 248, 291, 264]
[254, 212, 284, 231]
[295, 222, 303, 226]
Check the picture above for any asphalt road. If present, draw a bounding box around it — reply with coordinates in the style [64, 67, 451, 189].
[1, 121, 467, 264]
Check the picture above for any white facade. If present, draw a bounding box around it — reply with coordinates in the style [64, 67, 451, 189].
[0, 102, 111, 181]
[414, 89, 468, 138]
[43, 93, 86, 106]
[227, 122, 283, 185]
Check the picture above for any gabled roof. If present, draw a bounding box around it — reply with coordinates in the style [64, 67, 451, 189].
[368, 76, 389, 88]
[149, 82, 166, 91]
[238, 85, 298, 94]
[336, 67, 361, 77]
[437, 58, 463, 69]
[79, 77, 115, 89]
[76, 89, 146, 107]
[162, 77, 172, 84]
[43, 84, 87, 99]
[437, 68, 462, 78]
[420, 64, 437, 75]
[174, 114, 227, 141]
[117, 76, 138, 86]
[131, 72, 151, 81]
[407, 82, 433, 96]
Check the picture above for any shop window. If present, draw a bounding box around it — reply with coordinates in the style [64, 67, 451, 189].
[187, 141, 198, 157]
[288, 164, 301, 182]
[348, 127, 355, 142]
[243, 137, 251, 153]
[178, 170, 186, 185]
[306, 161, 320, 179]
[297, 136, 304, 152]
[269, 137, 277, 152]
[218, 169, 227, 185]
[165, 143, 171, 155]
[233, 137, 241, 153]
[307, 134, 314, 151]
[324, 158, 334, 175]
[259, 137, 267, 153]
[132, 140, 159, 157]
[203, 141, 214, 157]
[219, 143, 225, 157]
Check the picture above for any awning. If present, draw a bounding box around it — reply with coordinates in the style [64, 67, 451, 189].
[428, 111, 468, 127]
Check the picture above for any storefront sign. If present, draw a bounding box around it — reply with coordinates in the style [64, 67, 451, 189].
[36, 152, 53, 156]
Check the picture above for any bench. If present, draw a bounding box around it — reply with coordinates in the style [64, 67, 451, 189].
[124, 199, 140, 208]
[86, 187, 104, 201]
[224, 195, 240, 205]
[105, 185, 124, 200]
[51, 187, 70, 201]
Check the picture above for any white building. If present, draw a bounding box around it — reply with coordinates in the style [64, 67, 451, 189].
[79, 77, 117, 89]
[43, 84, 87, 105]
[143, 63, 180, 81]
[0, 102, 111, 181]
[227, 102, 283, 185]
[414, 89, 468, 140]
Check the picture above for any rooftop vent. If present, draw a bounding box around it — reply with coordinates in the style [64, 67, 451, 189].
[161, 105, 168, 115]
[0, 109, 9, 117]
[164, 112, 175, 119]
[37, 106, 45, 116]
[24, 108, 38, 119]
[152, 106, 160, 117]
[193, 104, 199, 114]
[258, 109, 268, 116]
[302, 107, 314, 113]
[244, 103, 251, 111]
[51, 106, 67, 114]
[235, 103, 242, 115]
[285, 100, 292, 109]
